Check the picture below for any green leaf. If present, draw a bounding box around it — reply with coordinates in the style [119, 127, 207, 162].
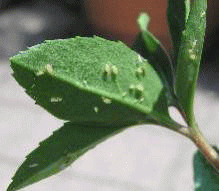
[167, 0, 190, 65]
[175, 0, 207, 125]
[132, 13, 175, 106]
[193, 147, 219, 191]
[10, 36, 172, 126]
[7, 122, 133, 191]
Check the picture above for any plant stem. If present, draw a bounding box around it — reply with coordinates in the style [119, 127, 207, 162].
[159, 110, 219, 172]
[189, 124, 219, 172]
[162, 115, 219, 172]
[160, 119, 191, 138]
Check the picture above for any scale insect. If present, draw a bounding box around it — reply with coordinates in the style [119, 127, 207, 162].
[129, 83, 144, 100]
[103, 63, 119, 80]
[35, 64, 54, 76]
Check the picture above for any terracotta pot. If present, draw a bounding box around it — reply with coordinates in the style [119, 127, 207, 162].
[83, 0, 219, 51]
[82, 0, 170, 49]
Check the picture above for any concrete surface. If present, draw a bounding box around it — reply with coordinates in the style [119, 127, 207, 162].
[1, 3, 219, 191]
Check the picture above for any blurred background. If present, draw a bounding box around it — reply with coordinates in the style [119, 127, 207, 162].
[1, 0, 219, 190]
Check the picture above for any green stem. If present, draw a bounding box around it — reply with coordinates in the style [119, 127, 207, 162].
[161, 113, 219, 172]
[158, 108, 219, 172]
[159, 118, 191, 138]
[189, 124, 219, 172]
[177, 106, 219, 171]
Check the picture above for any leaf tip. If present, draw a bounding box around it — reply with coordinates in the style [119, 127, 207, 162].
[137, 12, 150, 32]
[7, 182, 17, 191]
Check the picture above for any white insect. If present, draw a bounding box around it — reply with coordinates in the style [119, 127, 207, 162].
[51, 97, 63, 102]
[29, 163, 38, 168]
[45, 64, 53, 74]
[35, 70, 45, 76]
[35, 64, 54, 76]
[101, 97, 112, 104]
[137, 54, 144, 63]
[129, 84, 144, 100]
[82, 80, 88, 87]
[94, 106, 99, 113]
[188, 49, 197, 60]
[139, 96, 145, 103]
[192, 40, 198, 48]
[129, 84, 135, 92]
[135, 84, 144, 92]
[103, 63, 119, 78]
[200, 11, 206, 17]
[136, 67, 145, 77]
[111, 65, 119, 75]
[104, 64, 111, 75]
[122, 92, 127, 97]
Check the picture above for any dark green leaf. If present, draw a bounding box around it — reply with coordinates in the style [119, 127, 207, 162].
[175, 0, 207, 125]
[167, 0, 190, 66]
[193, 147, 219, 191]
[7, 122, 133, 191]
[132, 13, 175, 106]
[10, 36, 172, 126]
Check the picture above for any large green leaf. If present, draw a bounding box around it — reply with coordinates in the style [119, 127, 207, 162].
[175, 0, 207, 125]
[10, 36, 171, 126]
[167, 0, 190, 65]
[193, 147, 219, 191]
[7, 122, 133, 191]
[132, 13, 175, 106]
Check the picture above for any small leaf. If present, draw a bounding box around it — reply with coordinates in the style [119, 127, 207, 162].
[132, 13, 175, 106]
[7, 122, 133, 191]
[193, 147, 219, 191]
[175, 0, 207, 125]
[10, 36, 172, 126]
[167, 0, 190, 66]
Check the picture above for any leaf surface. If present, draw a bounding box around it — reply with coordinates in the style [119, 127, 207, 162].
[132, 13, 175, 106]
[175, 0, 207, 125]
[7, 122, 132, 191]
[193, 147, 219, 191]
[167, 0, 190, 65]
[10, 36, 171, 125]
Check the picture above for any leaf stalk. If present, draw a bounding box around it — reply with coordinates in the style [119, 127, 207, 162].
[189, 124, 219, 173]
[161, 110, 219, 173]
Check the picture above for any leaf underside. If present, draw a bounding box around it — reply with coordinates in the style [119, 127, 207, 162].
[7, 122, 132, 191]
[175, 0, 207, 124]
[193, 147, 219, 191]
[11, 36, 170, 125]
